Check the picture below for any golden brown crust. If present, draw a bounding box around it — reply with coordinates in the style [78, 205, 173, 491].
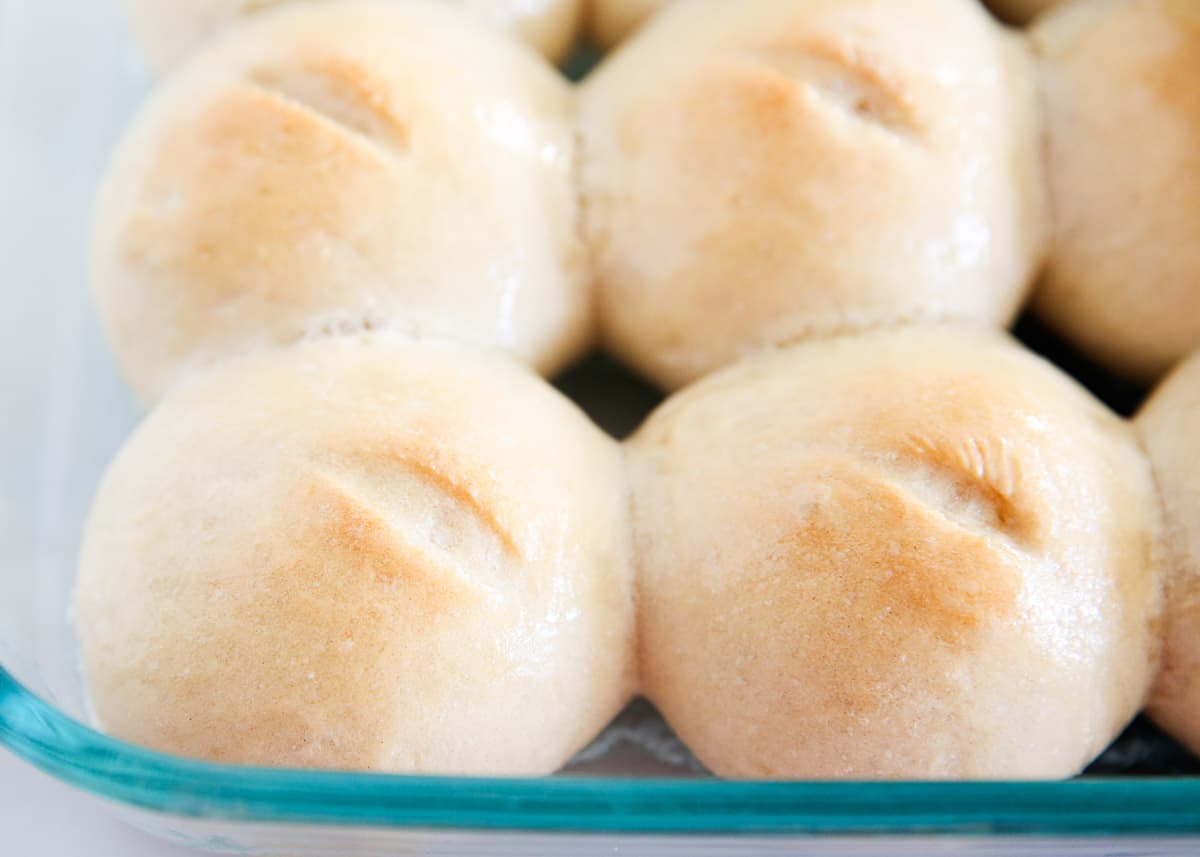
[77, 336, 635, 774]
[93, 1, 589, 404]
[579, 0, 1049, 391]
[1032, 0, 1200, 381]
[630, 326, 1162, 779]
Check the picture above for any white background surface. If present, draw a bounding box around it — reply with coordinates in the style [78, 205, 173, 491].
[0, 747, 191, 856]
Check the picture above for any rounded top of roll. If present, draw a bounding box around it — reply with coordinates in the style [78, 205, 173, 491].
[76, 335, 635, 773]
[92, 0, 588, 404]
[630, 325, 1162, 779]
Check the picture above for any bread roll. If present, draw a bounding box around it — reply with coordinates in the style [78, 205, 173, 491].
[125, 0, 585, 68]
[585, 0, 1074, 54]
[588, 0, 669, 49]
[985, 0, 1069, 24]
[93, 1, 588, 405]
[1137, 352, 1200, 757]
[629, 325, 1162, 779]
[578, 0, 1049, 391]
[1032, 0, 1200, 382]
[76, 336, 635, 774]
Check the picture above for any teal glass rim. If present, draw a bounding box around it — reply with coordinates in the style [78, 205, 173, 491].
[3, 665, 1200, 837]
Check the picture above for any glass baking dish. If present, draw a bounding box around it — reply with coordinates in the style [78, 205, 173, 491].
[3, 0, 1200, 853]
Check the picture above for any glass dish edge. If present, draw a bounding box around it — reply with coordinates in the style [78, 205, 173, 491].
[4, 666, 1200, 837]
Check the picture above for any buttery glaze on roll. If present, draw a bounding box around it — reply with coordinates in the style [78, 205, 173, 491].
[629, 325, 1162, 780]
[125, 0, 585, 69]
[1137, 351, 1200, 758]
[1032, 0, 1200, 382]
[93, 1, 588, 404]
[76, 336, 635, 774]
[579, 0, 1049, 391]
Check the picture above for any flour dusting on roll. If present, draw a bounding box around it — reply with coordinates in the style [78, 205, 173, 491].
[93, 1, 589, 404]
[629, 325, 1162, 780]
[579, 0, 1049, 391]
[76, 336, 635, 774]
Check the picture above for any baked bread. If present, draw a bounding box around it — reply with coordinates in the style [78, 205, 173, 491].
[584, 0, 1073, 48]
[92, 0, 588, 405]
[1137, 351, 1200, 758]
[629, 325, 1162, 779]
[1032, 0, 1200, 382]
[76, 335, 635, 774]
[578, 0, 1049, 390]
[125, 0, 585, 69]
[985, 0, 1069, 24]
[588, 0, 668, 49]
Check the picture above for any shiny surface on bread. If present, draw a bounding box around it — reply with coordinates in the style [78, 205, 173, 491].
[92, 1, 589, 404]
[629, 326, 1162, 779]
[579, 0, 1049, 390]
[76, 336, 635, 774]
